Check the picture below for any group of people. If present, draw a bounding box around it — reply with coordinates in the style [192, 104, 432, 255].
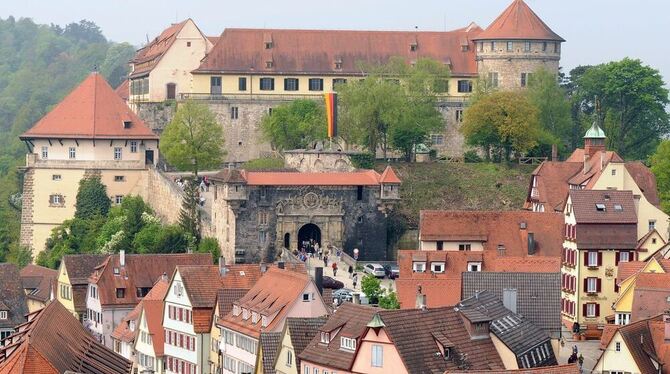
[173, 176, 209, 207]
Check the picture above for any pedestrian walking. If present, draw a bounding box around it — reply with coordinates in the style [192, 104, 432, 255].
[352, 272, 358, 289]
[332, 262, 338, 277]
[348, 265, 353, 279]
[324, 255, 328, 268]
[199, 179, 206, 192]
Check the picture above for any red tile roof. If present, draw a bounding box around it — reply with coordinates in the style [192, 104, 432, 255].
[221, 267, 323, 338]
[419, 210, 564, 257]
[599, 315, 665, 374]
[90, 253, 211, 307]
[446, 364, 580, 374]
[569, 190, 637, 224]
[0, 301, 132, 374]
[525, 161, 582, 211]
[625, 161, 662, 208]
[20, 265, 57, 303]
[632, 284, 670, 323]
[379, 165, 401, 184]
[473, 0, 564, 41]
[20, 73, 158, 140]
[130, 20, 188, 78]
[114, 79, 129, 101]
[617, 261, 647, 285]
[111, 278, 168, 344]
[195, 26, 482, 77]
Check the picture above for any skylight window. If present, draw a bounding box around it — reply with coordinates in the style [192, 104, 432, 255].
[614, 204, 623, 212]
[595, 203, 606, 212]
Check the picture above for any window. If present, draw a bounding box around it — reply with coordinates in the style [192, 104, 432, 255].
[461, 44, 469, 52]
[223, 356, 237, 372]
[341, 337, 356, 350]
[260, 77, 275, 91]
[284, 78, 299, 91]
[410, 43, 417, 52]
[521, 73, 528, 87]
[436, 241, 444, 251]
[258, 231, 267, 244]
[334, 61, 342, 69]
[136, 287, 151, 298]
[457, 80, 472, 93]
[239, 77, 247, 91]
[586, 277, 598, 293]
[371, 345, 383, 367]
[304, 365, 310, 374]
[468, 262, 482, 272]
[413, 262, 426, 273]
[286, 350, 293, 366]
[357, 186, 363, 201]
[303, 293, 311, 302]
[266, 60, 274, 68]
[114, 176, 125, 182]
[52, 174, 62, 181]
[554, 42, 560, 53]
[0, 311, 7, 320]
[115, 195, 123, 205]
[524, 41, 531, 52]
[235, 333, 257, 353]
[265, 41, 273, 49]
[488, 72, 499, 87]
[231, 106, 239, 119]
[491, 41, 496, 51]
[431, 134, 444, 145]
[649, 220, 656, 231]
[587, 251, 599, 267]
[130, 141, 138, 153]
[210, 76, 222, 95]
[333, 78, 347, 87]
[224, 329, 234, 345]
[542, 42, 547, 52]
[116, 288, 125, 298]
[585, 303, 597, 317]
[615, 341, 621, 352]
[456, 109, 464, 122]
[431, 262, 445, 273]
[68, 147, 76, 159]
[614, 204, 623, 212]
[239, 362, 254, 374]
[41, 146, 48, 159]
[309, 78, 324, 91]
[595, 203, 606, 212]
[114, 147, 122, 160]
[320, 331, 330, 343]
[506, 41, 514, 51]
[619, 251, 630, 263]
[49, 194, 64, 206]
[258, 211, 268, 225]
[458, 244, 471, 251]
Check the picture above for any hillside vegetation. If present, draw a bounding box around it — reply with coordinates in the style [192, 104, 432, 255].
[379, 161, 535, 228]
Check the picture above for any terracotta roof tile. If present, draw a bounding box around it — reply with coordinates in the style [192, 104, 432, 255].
[618, 315, 663, 374]
[20, 265, 57, 303]
[490, 256, 560, 272]
[285, 316, 328, 367]
[0, 263, 29, 330]
[130, 20, 187, 78]
[526, 161, 583, 212]
[473, 0, 564, 41]
[90, 253, 211, 307]
[114, 79, 129, 101]
[419, 211, 564, 257]
[111, 278, 169, 344]
[259, 332, 281, 374]
[599, 324, 619, 350]
[616, 261, 647, 285]
[569, 190, 637, 224]
[245, 170, 383, 186]
[299, 303, 379, 370]
[0, 301, 132, 373]
[632, 285, 670, 323]
[446, 364, 580, 373]
[379, 166, 401, 184]
[625, 161, 661, 208]
[374, 307, 505, 373]
[180, 264, 264, 308]
[195, 27, 482, 77]
[20, 73, 158, 140]
[217, 288, 251, 317]
[62, 254, 108, 284]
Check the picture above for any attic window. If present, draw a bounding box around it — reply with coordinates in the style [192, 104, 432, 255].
[265, 41, 273, 49]
[595, 203, 606, 212]
[410, 43, 418, 52]
[266, 60, 273, 68]
[233, 305, 240, 316]
[242, 308, 249, 320]
[320, 332, 330, 344]
[334, 60, 342, 70]
[113, 267, 120, 275]
[123, 121, 132, 129]
[0, 311, 7, 320]
[341, 337, 356, 350]
[461, 44, 469, 52]
[614, 204, 623, 212]
[261, 315, 269, 327]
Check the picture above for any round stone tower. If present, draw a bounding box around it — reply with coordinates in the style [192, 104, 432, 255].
[473, 0, 564, 90]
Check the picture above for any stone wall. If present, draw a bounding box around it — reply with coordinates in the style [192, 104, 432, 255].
[145, 167, 183, 225]
[434, 100, 468, 158]
[284, 150, 356, 172]
[136, 102, 176, 134]
[19, 167, 34, 250]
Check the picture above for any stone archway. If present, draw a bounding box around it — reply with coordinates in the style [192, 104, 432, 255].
[298, 223, 321, 252]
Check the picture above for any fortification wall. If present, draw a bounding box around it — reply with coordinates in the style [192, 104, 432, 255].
[145, 167, 183, 224]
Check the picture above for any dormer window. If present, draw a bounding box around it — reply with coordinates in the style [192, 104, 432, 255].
[123, 121, 132, 129]
[233, 305, 240, 316]
[242, 308, 249, 320]
[320, 332, 330, 344]
[468, 262, 482, 272]
[595, 203, 606, 212]
[265, 41, 273, 49]
[341, 336, 356, 351]
[461, 44, 469, 52]
[129, 320, 135, 331]
[266, 60, 274, 69]
[0, 311, 7, 320]
[334, 59, 343, 70]
[614, 204, 623, 212]
[431, 262, 445, 273]
[113, 267, 120, 275]
[410, 43, 418, 52]
[261, 315, 269, 327]
[252, 312, 259, 324]
[413, 261, 426, 273]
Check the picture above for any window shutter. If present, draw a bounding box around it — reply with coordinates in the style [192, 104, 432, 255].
[584, 251, 588, 264]
[632, 251, 637, 261]
[582, 304, 587, 317]
[615, 252, 620, 266]
[179, 308, 183, 321]
[571, 276, 576, 292]
[596, 278, 602, 292]
[614, 279, 619, 293]
[597, 252, 603, 266]
[595, 303, 600, 317]
[583, 278, 588, 292]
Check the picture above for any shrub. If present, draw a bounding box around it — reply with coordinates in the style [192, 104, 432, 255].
[463, 150, 483, 163]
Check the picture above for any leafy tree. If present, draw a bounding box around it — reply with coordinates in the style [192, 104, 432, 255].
[650, 140, 670, 214]
[526, 67, 571, 155]
[197, 237, 221, 264]
[74, 175, 110, 219]
[260, 99, 327, 151]
[361, 274, 383, 304]
[378, 291, 400, 309]
[95, 196, 153, 252]
[161, 101, 225, 176]
[461, 91, 541, 161]
[6, 244, 32, 268]
[575, 58, 670, 159]
[179, 179, 201, 245]
[562, 65, 594, 150]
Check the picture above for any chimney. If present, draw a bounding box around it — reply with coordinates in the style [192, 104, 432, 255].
[120, 250, 125, 267]
[260, 263, 267, 273]
[352, 293, 361, 305]
[551, 144, 558, 161]
[528, 233, 536, 255]
[664, 310, 670, 343]
[315, 267, 324, 295]
[219, 256, 228, 277]
[277, 261, 285, 270]
[416, 285, 427, 309]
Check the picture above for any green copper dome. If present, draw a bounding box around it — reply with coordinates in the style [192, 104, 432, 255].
[584, 122, 606, 139]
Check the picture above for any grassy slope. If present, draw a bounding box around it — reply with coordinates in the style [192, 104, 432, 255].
[377, 162, 535, 228]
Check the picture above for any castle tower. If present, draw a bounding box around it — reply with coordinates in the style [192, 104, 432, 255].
[583, 121, 607, 157]
[473, 0, 564, 89]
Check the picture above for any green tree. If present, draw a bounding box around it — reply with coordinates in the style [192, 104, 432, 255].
[6, 244, 32, 268]
[526, 67, 571, 155]
[461, 91, 541, 161]
[260, 99, 327, 151]
[361, 274, 383, 304]
[161, 101, 225, 176]
[650, 140, 670, 214]
[378, 291, 400, 309]
[179, 180, 201, 246]
[562, 65, 593, 150]
[197, 237, 221, 264]
[74, 175, 111, 220]
[575, 58, 670, 159]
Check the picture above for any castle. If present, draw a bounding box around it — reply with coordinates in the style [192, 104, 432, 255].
[124, 0, 564, 162]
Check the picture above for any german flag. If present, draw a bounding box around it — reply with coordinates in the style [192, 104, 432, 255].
[324, 92, 338, 138]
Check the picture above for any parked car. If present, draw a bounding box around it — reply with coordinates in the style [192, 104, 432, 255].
[322, 276, 344, 289]
[384, 264, 400, 279]
[363, 263, 386, 278]
[333, 288, 354, 303]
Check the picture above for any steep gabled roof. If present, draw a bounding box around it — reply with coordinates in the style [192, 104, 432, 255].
[569, 190, 637, 224]
[20, 264, 57, 303]
[599, 315, 664, 374]
[195, 27, 482, 77]
[20, 73, 158, 140]
[284, 317, 328, 368]
[259, 332, 281, 374]
[62, 254, 108, 284]
[625, 161, 662, 208]
[179, 264, 264, 309]
[0, 263, 29, 330]
[0, 301, 132, 374]
[525, 161, 583, 212]
[473, 0, 564, 41]
[447, 364, 580, 373]
[380, 166, 401, 184]
[111, 278, 168, 345]
[130, 20, 188, 78]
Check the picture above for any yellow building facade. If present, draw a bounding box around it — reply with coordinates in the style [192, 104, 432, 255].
[56, 260, 77, 318]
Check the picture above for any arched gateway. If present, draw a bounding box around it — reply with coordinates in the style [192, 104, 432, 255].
[298, 223, 321, 251]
